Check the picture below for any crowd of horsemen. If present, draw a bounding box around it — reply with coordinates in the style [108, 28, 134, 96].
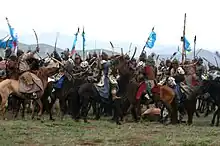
[0, 46, 220, 126]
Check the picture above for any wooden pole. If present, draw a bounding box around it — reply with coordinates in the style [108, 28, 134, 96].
[193, 35, 196, 59]
[182, 13, 186, 64]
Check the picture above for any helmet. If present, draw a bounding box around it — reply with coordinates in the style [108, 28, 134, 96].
[137, 61, 145, 68]
[172, 59, 179, 64]
[80, 61, 89, 68]
[150, 52, 156, 58]
[75, 53, 81, 59]
[177, 67, 185, 75]
[100, 60, 107, 65]
[167, 77, 176, 86]
[93, 52, 97, 58]
[139, 52, 147, 62]
[198, 58, 203, 64]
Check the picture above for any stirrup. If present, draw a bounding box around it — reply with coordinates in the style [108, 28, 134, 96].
[144, 94, 150, 100]
[32, 93, 38, 99]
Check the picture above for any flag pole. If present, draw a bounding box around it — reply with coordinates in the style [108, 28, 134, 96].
[193, 35, 196, 60]
[182, 13, 186, 64]
[141, 27, 154, 56]
[82, 26, 85, 61]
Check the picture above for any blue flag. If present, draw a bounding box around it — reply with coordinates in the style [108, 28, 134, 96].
[0, 39, 13, 49]
[184, 37, 191, 52]
[82, 27, 85, 59]
[6, 18, 18, 51]
[146, 29, 156, 49]
[71, 28, 79, 55]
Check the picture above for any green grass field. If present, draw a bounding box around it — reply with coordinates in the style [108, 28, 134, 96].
[0, 114, 219, 146]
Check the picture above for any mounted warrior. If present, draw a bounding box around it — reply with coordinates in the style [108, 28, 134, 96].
[17, 47, 44, 99]
[137, 52, 157, 99]
[95, 52, 118, 101]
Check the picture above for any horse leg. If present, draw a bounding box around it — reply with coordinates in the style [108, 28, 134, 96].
[171, 99, 178, 124]
[215, 107, 220, 126]
[130, 104, 138, 122]
[81, 95, 90, 123]
[113, 98, 122, 125]
[90, 101, 96, 116]
[95, 102, 101, 120]
[211, 108, 218, 126]
[185, 99, 196, 125]
[0, 98, 7, 120]
[59, 99, 66, 120]
[35, 98, 43, 120]
[31, 100, 36, 120]
[136, 99, 141, 120]
[21, 100, 25, 119]
[48, 96, 56, 121]
[13, 99, 20, 119]
[71, 91, 81, 121]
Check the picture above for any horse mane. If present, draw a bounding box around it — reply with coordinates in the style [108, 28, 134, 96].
[32, 67, 48, 81]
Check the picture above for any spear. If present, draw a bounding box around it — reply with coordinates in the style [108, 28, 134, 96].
[131, 46, 137, 60]
[110, 41, 114, 56]
[32, 29, 42, 59]
[141, 27, 154, 55]
[214, 57, 219, 67]
[128, 42, 132, 56]
[54, 32, 60, 51]
[193, 35, 196, 59]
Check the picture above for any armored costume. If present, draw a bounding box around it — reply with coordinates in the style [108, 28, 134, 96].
[95, 52, 118, 100]
[170, 59, 185, 108]
[18, 48, 44, 98]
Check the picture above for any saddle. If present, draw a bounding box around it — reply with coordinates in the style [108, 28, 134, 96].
[19, 71, 44, 94]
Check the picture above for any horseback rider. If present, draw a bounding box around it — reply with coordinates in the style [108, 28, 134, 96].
[17, 47, 44, 99]
[96, 52, 118, 100]
[145, 54, 157, 97]
[195, 58, 205, 82]
[137, 52, 157, 99]
[60, 49, 74, 81]
[170, 59, 185, 109]
[18, 48, 39, 73]
[73, 53, 82, 71]
[165, 59, 172, 76]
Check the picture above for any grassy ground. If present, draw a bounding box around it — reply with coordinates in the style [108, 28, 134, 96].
[0, 114, 219, 146]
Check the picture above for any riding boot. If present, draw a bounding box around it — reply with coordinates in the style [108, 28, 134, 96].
[113, 98, 122, 125]
[145, 80, 153, 97]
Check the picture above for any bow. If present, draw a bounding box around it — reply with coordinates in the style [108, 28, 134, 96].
[32, 29, 39, 51]
[131, 46, 137, 60]
[110, 41, 114, 56]
[32, 29, 42, 59]
[54, 32, 59, 51]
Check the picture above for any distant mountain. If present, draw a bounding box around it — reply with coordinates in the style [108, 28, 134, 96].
[0, 42, 120, 58]
[0, 30, 179, 56]
[0, 30, 219, 66]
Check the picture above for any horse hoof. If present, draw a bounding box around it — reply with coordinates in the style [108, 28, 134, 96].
[95, 116, 100, 120]
[116, 122, 122, 125]
[50, 118, 55, 121]
[84, 120, 89, 123]
[75, 119, 80, 122]
[210, 123, 214, 127]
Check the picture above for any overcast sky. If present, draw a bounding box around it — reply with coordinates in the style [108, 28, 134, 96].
[0, 0, 219, 51]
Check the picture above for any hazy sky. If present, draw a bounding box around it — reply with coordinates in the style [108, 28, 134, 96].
[0, 0, 219, 51]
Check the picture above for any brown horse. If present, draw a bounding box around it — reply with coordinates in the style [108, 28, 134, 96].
[114, 56, 176, 123]
[0, 67, 58, 120]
